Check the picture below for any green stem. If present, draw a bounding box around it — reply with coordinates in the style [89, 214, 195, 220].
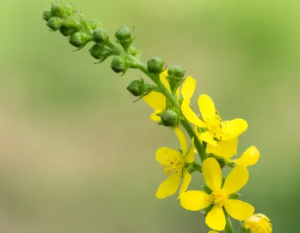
[135, 63, 207, 162]
[225, 211, 235, 233]
[106, 43, 207, 163]
[239, 221, 250, 233]
[188, 162, 202, 173]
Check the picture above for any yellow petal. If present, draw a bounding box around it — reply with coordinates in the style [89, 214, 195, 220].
[150, 109, 162, 121]
[181, 76, 196, 104]
[198, 94, 216, 122]
[222, 165, 249, 194]
[206, 137, 238, 159]
[156, 172, 182, 199]
[184, 138, 195, 163]
[206, 205, 226, 231]
[224, 199, 254, 220]
[142, 92, 166, 111]
[182, 101, 206, 127]
[208, 231, 219, 233]
[203, 158, 222, 191]
[220, 119, 248, 141]
[156, 147, 182, 166]
[174, 127, 188, 155]
[180, 190, 212, 211]
[179, 168, 191, 197]
[255, 213, 270, 221]
[200, 131, 218, 147]
[160, 70, 171, 92]
[235, 146, 260, 167]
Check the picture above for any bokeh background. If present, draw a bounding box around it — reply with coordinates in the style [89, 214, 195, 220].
[0, 0, 299, 232]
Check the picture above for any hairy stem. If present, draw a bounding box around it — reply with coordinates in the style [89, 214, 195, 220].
[225, 211, 235, 233]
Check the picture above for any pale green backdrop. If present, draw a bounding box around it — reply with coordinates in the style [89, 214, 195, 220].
[0, 0, 299, 232]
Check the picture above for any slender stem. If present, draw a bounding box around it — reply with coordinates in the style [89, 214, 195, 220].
[188, 162, 202, 173]
[181, 119, 206, 161]
[106, 44, 207, 163]
[225, 211, 235, 233]
[135, 63, 207, 162]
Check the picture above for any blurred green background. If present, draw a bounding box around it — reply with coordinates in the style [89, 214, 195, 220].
[0, 0, 299, 232]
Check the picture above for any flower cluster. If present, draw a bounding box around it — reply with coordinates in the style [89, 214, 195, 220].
[150, 73, 272, 232]
[42, 3, 273, 233]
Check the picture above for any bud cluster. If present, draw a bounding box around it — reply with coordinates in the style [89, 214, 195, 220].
[43, 2, 109, 51]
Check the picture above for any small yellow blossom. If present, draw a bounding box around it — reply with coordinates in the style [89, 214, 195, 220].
[184, 94, 248, 158]
[156, 127, 195, 199]
[208, 231, 218, 233]
[245, 214, 272, 233]
[180, 158, 254, 231]
[143, 70, 196, 121]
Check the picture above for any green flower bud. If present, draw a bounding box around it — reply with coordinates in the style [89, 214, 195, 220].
[47, 17, 63, 31]
[64, 18, 78, 28]
[89, 44, 113, 62]
[111, 56, 128, 74]
[115, 26, 131, 41]
[69, 32, 92, 48]
[160, 110, 180, 127]
[115, 26, 133, 51]
[168, 65, 185, 79]
[59, 26, 77, 37]
[51, 2, 73, 18]
[93, 28, 108, 43]
[50, 2, 60, 15]
[147, 57, 164, 74]
[127, 80, 143, 96]
[127, 80, 156, 97]
[88, 19, 102, 30]
[42, 10, 52, 21]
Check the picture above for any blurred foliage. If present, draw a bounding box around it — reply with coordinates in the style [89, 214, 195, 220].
[0, 0, 299, 232]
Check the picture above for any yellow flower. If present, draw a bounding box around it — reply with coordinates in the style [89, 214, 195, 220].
[143, 70, 196, 121]
[156, 127, 195, 199]
[245, 214, 272, 233]
[183, 94, 248, 158]
[208, 231, 218, 233]
[180, 158, 254, 231]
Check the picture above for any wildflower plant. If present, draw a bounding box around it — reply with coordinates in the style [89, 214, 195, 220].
[42, 3, 273, 233]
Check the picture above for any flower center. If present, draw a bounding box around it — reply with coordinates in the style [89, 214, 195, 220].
[205, 111, 223, 140]
[163, 156, 184, 175]
[210, 190, 228, 207]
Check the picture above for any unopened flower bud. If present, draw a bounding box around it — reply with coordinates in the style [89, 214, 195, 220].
[168, 65, 185, 79]
[147, 57, 164, 74]
[59, 26, 77, 37]
[111, 56, 128, 74]
[115, 26, 131, 41]
[115, 26, 133, 51]
[51, 2, 73, 18]
[88, 19, 102, 30]
[127, 80, 143, 96]
[47, 17, 63, 31]
[69, 32, 92, 48]
[89, 44, 113, 62]
[42, 10, 52, 21]
[160, 110, 180, 127]
[50, 2, 60, 15]
[93, 28, 108, 43]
